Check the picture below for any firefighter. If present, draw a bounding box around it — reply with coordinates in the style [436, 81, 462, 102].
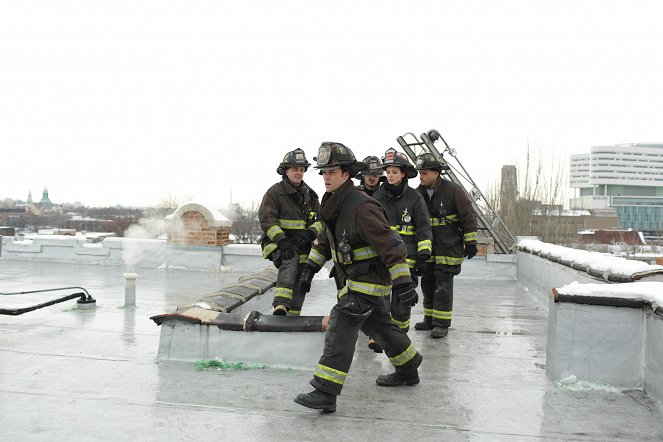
[294, 142, 422, 413]
[373, 148, 432, 340]
[355, 155, 385, 197]
[259, 148, 322, 316]
[413, 152, 478, 338]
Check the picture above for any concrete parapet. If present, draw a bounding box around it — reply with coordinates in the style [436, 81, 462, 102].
[547, 283, 663, 403]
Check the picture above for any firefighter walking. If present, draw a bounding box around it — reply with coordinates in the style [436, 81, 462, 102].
[373, 148, 432, 336]
[294, 142, 423, 413]
[413, 152, 478, 338]
[259, 148, 322, 316]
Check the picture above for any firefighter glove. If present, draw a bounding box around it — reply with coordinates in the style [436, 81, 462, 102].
[393, 283, 418, 306]
[299, 265, 316, 294]
[464, 244, 478, 259]
[277, 238, 297, 260]
[292, 229, 316, 252]
[413, 254, 431, 276]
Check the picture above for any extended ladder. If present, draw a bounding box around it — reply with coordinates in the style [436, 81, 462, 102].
[397, 130, 515, 254]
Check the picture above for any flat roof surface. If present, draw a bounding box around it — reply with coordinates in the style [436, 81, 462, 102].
[1, 259, 662, 441]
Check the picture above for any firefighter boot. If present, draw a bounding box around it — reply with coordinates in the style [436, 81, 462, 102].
[414, 321, 433, 330]
[294, 389, 337, 413]
[273, 305, 288, 316]
[368, 337, 383, 353]
[376, 371, 420, 386]
[430, 326, 448, 338]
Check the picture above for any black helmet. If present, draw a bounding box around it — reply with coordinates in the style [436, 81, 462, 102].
[415, 152, 449, 172]
[360, 156, 385, 176]
[380, 148, 418, 179]
[276, 148, 311, 175]
[314, 142, 366, 175]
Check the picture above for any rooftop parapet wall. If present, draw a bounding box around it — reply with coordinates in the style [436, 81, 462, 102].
[0, 236, 264, 272]
[548, 282, 663, 403]
[516, 239, 663, 403]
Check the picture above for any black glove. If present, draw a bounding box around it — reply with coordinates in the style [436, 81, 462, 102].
[291, 229, 316, 252]
[413, 254, 431, 276]
[299, 265, 316, 294]
[464, 244, 478, 260]
[392, 283, 418, 306]
[277, 238, 297, 260]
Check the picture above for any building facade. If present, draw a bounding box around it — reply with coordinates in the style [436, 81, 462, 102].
[569, 143, 663, 239]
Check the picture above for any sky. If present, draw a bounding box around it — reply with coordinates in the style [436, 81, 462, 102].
[1, 0, 662, 209]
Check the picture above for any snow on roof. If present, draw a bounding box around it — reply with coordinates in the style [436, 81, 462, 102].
[165, 201, 232, 228]
[557, 281, 663, 308]
[517, 238, 663, 277]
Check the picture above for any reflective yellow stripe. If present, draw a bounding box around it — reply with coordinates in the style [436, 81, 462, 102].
[417, 239, 432, 253]
[464, 232, 477, 242]
[432, 309, 452, 320]
[430, 214, 459, 226]
[298, 254, 308, 264]
[434, 255, 464, 265]
[267, 225, 284, 241]
[287, 310, 301, 316]
[309, 248, 327, 267]
[389, 343, 418, 367]
[423, 308, 433, 318]
[406, 258, 416, 268]
[274, 287, 293, 300]
[347, 280, 391, 297]
[429, 217, 443, 227]
[391, 316, 410, 330]
[262, 242, 277, 258]
[352, 246, 378, 261]
[389, 263, 411, 280]
[314, 363, 347, 385]
[391, 225, 416, 236]
[277, 219, 307, 230]
[310, 221, 323, 235]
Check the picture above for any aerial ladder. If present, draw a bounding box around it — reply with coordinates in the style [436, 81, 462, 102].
[397, 129, 516, 254]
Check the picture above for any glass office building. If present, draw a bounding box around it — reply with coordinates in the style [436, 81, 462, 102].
[569, 143, 663, 238]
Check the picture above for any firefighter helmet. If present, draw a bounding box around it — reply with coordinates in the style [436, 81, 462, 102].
[414, 152, 450, 172]
[276, 148, 311, 175]
[355, 156, 386, 182]
[360, 156, 385, 176]
[313, 142, 366, 175]
[379, 148, 418, 179]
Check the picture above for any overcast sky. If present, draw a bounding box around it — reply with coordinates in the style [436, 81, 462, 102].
[1, 0, 661, 209]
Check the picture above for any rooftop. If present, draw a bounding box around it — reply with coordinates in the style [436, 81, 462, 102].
[1, 256, 662, 441]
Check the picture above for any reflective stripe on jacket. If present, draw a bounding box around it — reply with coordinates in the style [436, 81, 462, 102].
[373, 184, 433, 266]
[258, 177, 320, 259]
[306, 179, 411, 296]
[417, 177, 477, 271]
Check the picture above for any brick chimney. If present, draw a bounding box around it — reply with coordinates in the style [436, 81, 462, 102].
[166, 202, 232, 247]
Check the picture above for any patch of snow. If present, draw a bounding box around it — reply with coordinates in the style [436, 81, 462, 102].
[518, 239, 663, 276]
[557, 280, 663, 307]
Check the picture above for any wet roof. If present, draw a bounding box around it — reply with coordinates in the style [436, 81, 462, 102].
[1, 259, 662, 441]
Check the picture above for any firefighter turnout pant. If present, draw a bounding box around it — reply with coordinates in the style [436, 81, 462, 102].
[389, 273, 418, 333]
[420, 270, 454, 328]
[310, 289, 422, 396]
[273, 255, 307, 316]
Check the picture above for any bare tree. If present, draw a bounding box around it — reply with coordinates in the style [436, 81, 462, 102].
[490, 143, 576, 245]
[230, 203, 261, 244]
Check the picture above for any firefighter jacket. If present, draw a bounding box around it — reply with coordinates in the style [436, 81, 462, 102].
[417, 176, 477, 272]
[306, 179, 411, 298]
[259, 177, 322, 263]
[372, 182, 432, 268]
[355, 184, 379, 198]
